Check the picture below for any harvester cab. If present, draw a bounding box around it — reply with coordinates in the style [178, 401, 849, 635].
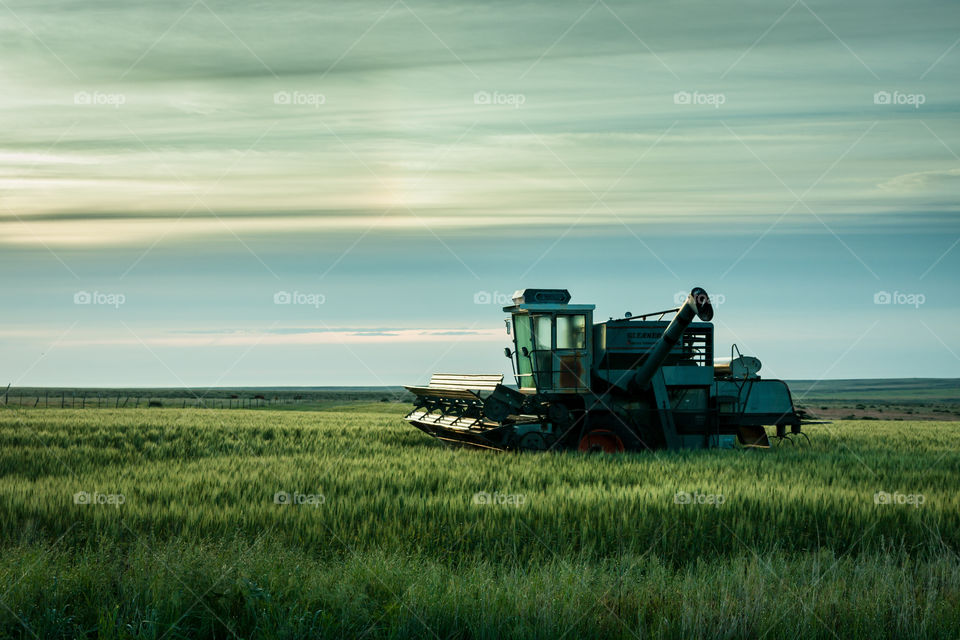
[505, 288, 594, 394]
[404, 287, 804, 452]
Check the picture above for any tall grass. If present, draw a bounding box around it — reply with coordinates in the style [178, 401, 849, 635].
[1, 406, 958, 638]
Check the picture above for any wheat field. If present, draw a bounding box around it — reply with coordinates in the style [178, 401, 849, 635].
[1, 404, 958, 638]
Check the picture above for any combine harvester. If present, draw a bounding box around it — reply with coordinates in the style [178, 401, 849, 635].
[404, 288, 806, 452]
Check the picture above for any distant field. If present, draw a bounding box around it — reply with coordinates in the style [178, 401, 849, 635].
[788, 377, 960, 402]
[1, 403, 959, 639]
[787, 378, 960, 421]
[0, 386, 412, 411]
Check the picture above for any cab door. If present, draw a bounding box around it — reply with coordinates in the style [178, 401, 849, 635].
[553, 313, 590, 391]
[529, 314, 554, 390]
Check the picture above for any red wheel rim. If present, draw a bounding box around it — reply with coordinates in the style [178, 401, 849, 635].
[578, 430, 624, 453]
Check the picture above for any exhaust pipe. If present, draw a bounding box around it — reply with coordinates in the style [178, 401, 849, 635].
[631, 287, 714, 391]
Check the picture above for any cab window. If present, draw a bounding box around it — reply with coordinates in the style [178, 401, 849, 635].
[533, 315, 552, 350]
[512, 314, 535, 388]
[556, 314, 586, 349]
[531, 315, 553, 384]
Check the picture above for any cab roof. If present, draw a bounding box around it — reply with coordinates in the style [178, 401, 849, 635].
[502, 288, 595, 313]
[504, 304, 596, 313]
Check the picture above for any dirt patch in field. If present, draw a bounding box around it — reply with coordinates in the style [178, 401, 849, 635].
[796, 403, 960, 422]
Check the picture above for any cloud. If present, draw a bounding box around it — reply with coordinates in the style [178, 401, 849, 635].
[879, 168, 960, 191]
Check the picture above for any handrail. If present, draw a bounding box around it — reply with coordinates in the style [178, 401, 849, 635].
[619, 307, 681, 321]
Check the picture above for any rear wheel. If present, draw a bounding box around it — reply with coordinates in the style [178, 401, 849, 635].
[578, 429, 625, 453]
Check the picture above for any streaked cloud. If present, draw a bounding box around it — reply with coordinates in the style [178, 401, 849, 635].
[53, 327, 503, 347]
[880, 168, 960, 191]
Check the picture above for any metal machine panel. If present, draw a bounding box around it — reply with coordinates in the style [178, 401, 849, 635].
[662, 366, 714, 386]
[714, 379, 798, 425]
[595, 322, 713, 369]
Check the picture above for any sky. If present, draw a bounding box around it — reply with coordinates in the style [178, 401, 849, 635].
[1, 0, 958, 386]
